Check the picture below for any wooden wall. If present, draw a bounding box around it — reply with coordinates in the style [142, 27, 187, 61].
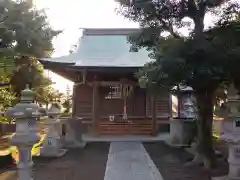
[73, 84, 170, 119]
[74, 84, 93, 118]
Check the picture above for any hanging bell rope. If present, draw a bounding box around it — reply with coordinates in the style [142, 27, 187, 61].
[121, 83, 134, 121]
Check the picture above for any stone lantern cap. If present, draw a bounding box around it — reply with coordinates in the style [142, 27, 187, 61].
[5, 86, 44, 118]
[48, 104, 61, 117]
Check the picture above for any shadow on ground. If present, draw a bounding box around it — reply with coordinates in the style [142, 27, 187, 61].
[144, 142, 228, 180]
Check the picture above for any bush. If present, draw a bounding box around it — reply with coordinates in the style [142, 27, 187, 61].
[0, 116, 12, 124]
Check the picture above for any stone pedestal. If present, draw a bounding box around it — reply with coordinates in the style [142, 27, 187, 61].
[63, 118, 86, 148]
[228, 142, 240, 179]
[212, 134, 240, 180]
[168, 118, 195, 147]
[40, 119, 67, 157]
[218, 128, 240, 180]
[40, 105, 67, 157]
[12, 134, 40, 180]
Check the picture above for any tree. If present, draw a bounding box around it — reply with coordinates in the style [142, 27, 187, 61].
[0, 0, 62, 103]
[34, 85, 58, 108]
[0, 0, 63, 119]
[62, 97, 72, 113]
[139, 21, 240, 168]
[117, 0, 240, 168]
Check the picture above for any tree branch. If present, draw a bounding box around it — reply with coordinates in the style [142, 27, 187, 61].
[186, 0, 197, 18]
[154, 2, 181, 38]
[198, 0, 207, 17]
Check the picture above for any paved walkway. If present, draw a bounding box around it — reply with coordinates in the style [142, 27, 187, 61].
[104, 142, 164, 180]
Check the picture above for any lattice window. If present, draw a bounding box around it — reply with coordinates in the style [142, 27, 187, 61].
[105, 85, 122, 99]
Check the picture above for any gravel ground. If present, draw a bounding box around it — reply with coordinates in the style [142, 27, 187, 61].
[144, 142, 228, 180]
[0, 142, 110, 180]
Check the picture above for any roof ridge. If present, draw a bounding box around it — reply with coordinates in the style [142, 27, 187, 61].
[83, 28, 141, 36]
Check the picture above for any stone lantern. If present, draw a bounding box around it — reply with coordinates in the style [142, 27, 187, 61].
[168, 85, 197, 147]
[5, 85, 44, 180]
[217, 85, 240, 180]
[40, 104, 67, 157]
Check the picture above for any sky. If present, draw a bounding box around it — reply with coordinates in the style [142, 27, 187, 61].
[33, 0, 139, 93]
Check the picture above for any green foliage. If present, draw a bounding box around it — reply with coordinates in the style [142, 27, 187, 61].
[62, 98, 72, 113]
[118, 0, 240, 93]
[0, 0, 62, 112]
[0, 85, 15, 123]
[117, 0, 237, 41]
[136, 20, 240, 93]
[35, 85, 64, 106]
[1, 0, 62, 57]
[51, 102, 62, 110]
[0, 88, 15, 110]
[10, 59, 52, 96]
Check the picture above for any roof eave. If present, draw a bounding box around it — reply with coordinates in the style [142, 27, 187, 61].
[66, 65, 141, 73]
[38, 59, 76, 69]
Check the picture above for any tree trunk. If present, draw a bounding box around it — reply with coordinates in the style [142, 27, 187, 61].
[189, 91, 216, 169]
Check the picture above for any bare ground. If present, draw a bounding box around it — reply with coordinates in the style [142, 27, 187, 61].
[144, 142, 228, 180]
[0, 142, 110, 180]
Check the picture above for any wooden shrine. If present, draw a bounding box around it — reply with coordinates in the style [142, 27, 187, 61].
[39, 28, 171, 136]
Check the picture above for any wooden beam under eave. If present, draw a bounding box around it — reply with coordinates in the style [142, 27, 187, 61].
[88, 81, 138, 87]
[82, 68, 87, 84]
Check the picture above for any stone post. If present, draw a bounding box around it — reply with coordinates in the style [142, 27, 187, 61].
[61, 117, 86, 148]
[217, 85, 240, 180]
[5, 86, 44, 180]
[40, 104, 67, 157]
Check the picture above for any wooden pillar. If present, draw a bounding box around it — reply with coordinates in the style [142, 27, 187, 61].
[92, 81, 99, 134]
[72, 83, 78, 117]
[151, 93, 157, 136]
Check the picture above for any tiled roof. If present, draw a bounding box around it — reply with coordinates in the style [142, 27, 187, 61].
[41, 28, 153, 67]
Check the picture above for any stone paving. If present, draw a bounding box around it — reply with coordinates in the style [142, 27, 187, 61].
[104, 142, 163, 180]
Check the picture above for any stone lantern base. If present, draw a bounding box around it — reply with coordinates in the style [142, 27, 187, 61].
[64, 130, 86, 148]
[40, 147, 68, 157]
[60, 118, 86, 148]
[40, 122, 68, 157]
[166, 117, 196, 147]
[40, 136, 68, 157]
